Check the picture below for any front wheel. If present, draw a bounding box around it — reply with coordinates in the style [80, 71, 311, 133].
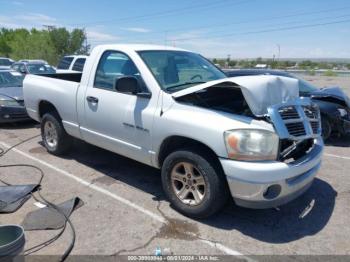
[161, 149, 229, 218]
[41, 113, 72, 155]
[321, 117, 332, 141]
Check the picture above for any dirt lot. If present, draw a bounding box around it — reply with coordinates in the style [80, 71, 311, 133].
[298, 75, 350, 96]
[0, 76, 349, 260]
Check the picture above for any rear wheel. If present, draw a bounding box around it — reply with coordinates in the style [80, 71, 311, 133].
[161, 149, 229, 218]
[41, 113, 72, 155]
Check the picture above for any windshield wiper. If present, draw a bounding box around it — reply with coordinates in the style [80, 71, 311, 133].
[166, 81, 206, 91]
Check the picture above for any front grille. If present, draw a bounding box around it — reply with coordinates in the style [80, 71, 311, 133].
[279, 106, 299, 120]
[268, 98, 321, 140]
[279, 138, 314, 162]
[310, 121, 319, 134]
[285, 122, 306, 136]
[303, 106, 318, 119]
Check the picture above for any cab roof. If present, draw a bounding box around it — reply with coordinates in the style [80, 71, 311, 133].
[95, 44, 190, 52]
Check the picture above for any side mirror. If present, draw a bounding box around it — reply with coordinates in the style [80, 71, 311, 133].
[114, 76, 139, 94]
[19, 68, 27, 74]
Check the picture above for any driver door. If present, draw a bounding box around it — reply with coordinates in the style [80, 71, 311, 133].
[81, 51, 153, 164]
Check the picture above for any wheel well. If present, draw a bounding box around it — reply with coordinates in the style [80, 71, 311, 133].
[158, 136, 219, 168]
[38, 101, 61, 120]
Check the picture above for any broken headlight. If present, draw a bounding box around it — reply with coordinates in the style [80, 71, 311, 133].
[224, 129, 279, 161]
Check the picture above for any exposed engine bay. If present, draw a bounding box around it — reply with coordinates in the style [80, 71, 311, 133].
[174, 83, 254, 117]
[173, 78, 320, 163]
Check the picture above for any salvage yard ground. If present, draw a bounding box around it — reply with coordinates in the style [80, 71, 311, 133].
[0, 75, 349, 259]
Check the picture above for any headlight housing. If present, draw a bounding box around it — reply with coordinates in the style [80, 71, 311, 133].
[224, 129, 279, 161]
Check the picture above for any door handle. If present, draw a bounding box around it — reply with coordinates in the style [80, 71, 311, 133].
[86, 96, 99, 103]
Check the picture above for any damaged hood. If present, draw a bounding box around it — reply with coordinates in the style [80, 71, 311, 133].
[172, 75, 299, 116]
[310, 86, 350, 108]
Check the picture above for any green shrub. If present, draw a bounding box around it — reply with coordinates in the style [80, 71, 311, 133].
[307, 70, 316, 76]
[323, 70, 337, 77]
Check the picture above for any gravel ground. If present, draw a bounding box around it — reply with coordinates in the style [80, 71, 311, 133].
[297, 75, 350, 96]
[0, 122, 349, 260]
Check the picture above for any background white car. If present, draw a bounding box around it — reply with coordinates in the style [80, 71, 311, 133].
[56, 55, 88, 73]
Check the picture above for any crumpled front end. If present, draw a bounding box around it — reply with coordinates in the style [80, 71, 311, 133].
[222, 137, 323, 209]
[173, 75, 324, 208]
[223, 97, 323, 209]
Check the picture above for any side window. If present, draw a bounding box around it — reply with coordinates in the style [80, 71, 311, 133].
[12, 64, 20, 71]
[57, 57, 74, 70]
[94, 51, 141, 91]
[72, 58, 86, 72]
[19, 64, 26, 73]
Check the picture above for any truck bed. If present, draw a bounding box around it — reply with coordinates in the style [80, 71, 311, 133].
[37, 72, 82, 83]
[23, 73, 81, 130]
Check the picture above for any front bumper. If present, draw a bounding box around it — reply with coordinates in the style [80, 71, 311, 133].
[220, 137, 323, 209]
[0, 105, 30, 123]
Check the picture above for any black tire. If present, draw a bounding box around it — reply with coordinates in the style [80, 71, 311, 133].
[41, 112, 72, 155]
[321, 116, 332, 141]
[161, 148, 229, 219]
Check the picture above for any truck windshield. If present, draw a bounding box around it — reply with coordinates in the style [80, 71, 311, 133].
[27, 64, 56, 74]
[138, 50, 226, 92]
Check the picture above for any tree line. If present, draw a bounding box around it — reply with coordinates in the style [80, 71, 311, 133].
[0, 27, 90, 66]
[212, 57, 350, 71]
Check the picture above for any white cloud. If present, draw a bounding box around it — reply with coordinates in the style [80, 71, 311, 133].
[122, 27, 150, 33]
[0, 13, 59, 29]
[15, 13, 57, 24]
[86, 30, 120, 44]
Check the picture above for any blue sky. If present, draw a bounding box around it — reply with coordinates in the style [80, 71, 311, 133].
[1, 0, 350, 58]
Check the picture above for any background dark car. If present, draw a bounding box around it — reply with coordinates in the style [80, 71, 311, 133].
[0, 57, 15, 70]
[224, 69, 350, 140]
[0, 70, 30, 123]
[11, 61, 56, 75]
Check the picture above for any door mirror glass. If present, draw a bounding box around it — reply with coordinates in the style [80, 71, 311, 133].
[115, 76, 139, 94]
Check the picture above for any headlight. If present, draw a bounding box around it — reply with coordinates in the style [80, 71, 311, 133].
[338, 108, 348, 117]
[0, 99, 20, 107]
[224, 129, 279, 161]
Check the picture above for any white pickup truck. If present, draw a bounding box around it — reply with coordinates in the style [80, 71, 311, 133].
[23, 44, 324, 218]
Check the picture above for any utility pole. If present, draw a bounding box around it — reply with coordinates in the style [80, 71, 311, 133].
[226, 54, 231, 68]
[164, 30, 168, 46]
[276, 44, 281, 61]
